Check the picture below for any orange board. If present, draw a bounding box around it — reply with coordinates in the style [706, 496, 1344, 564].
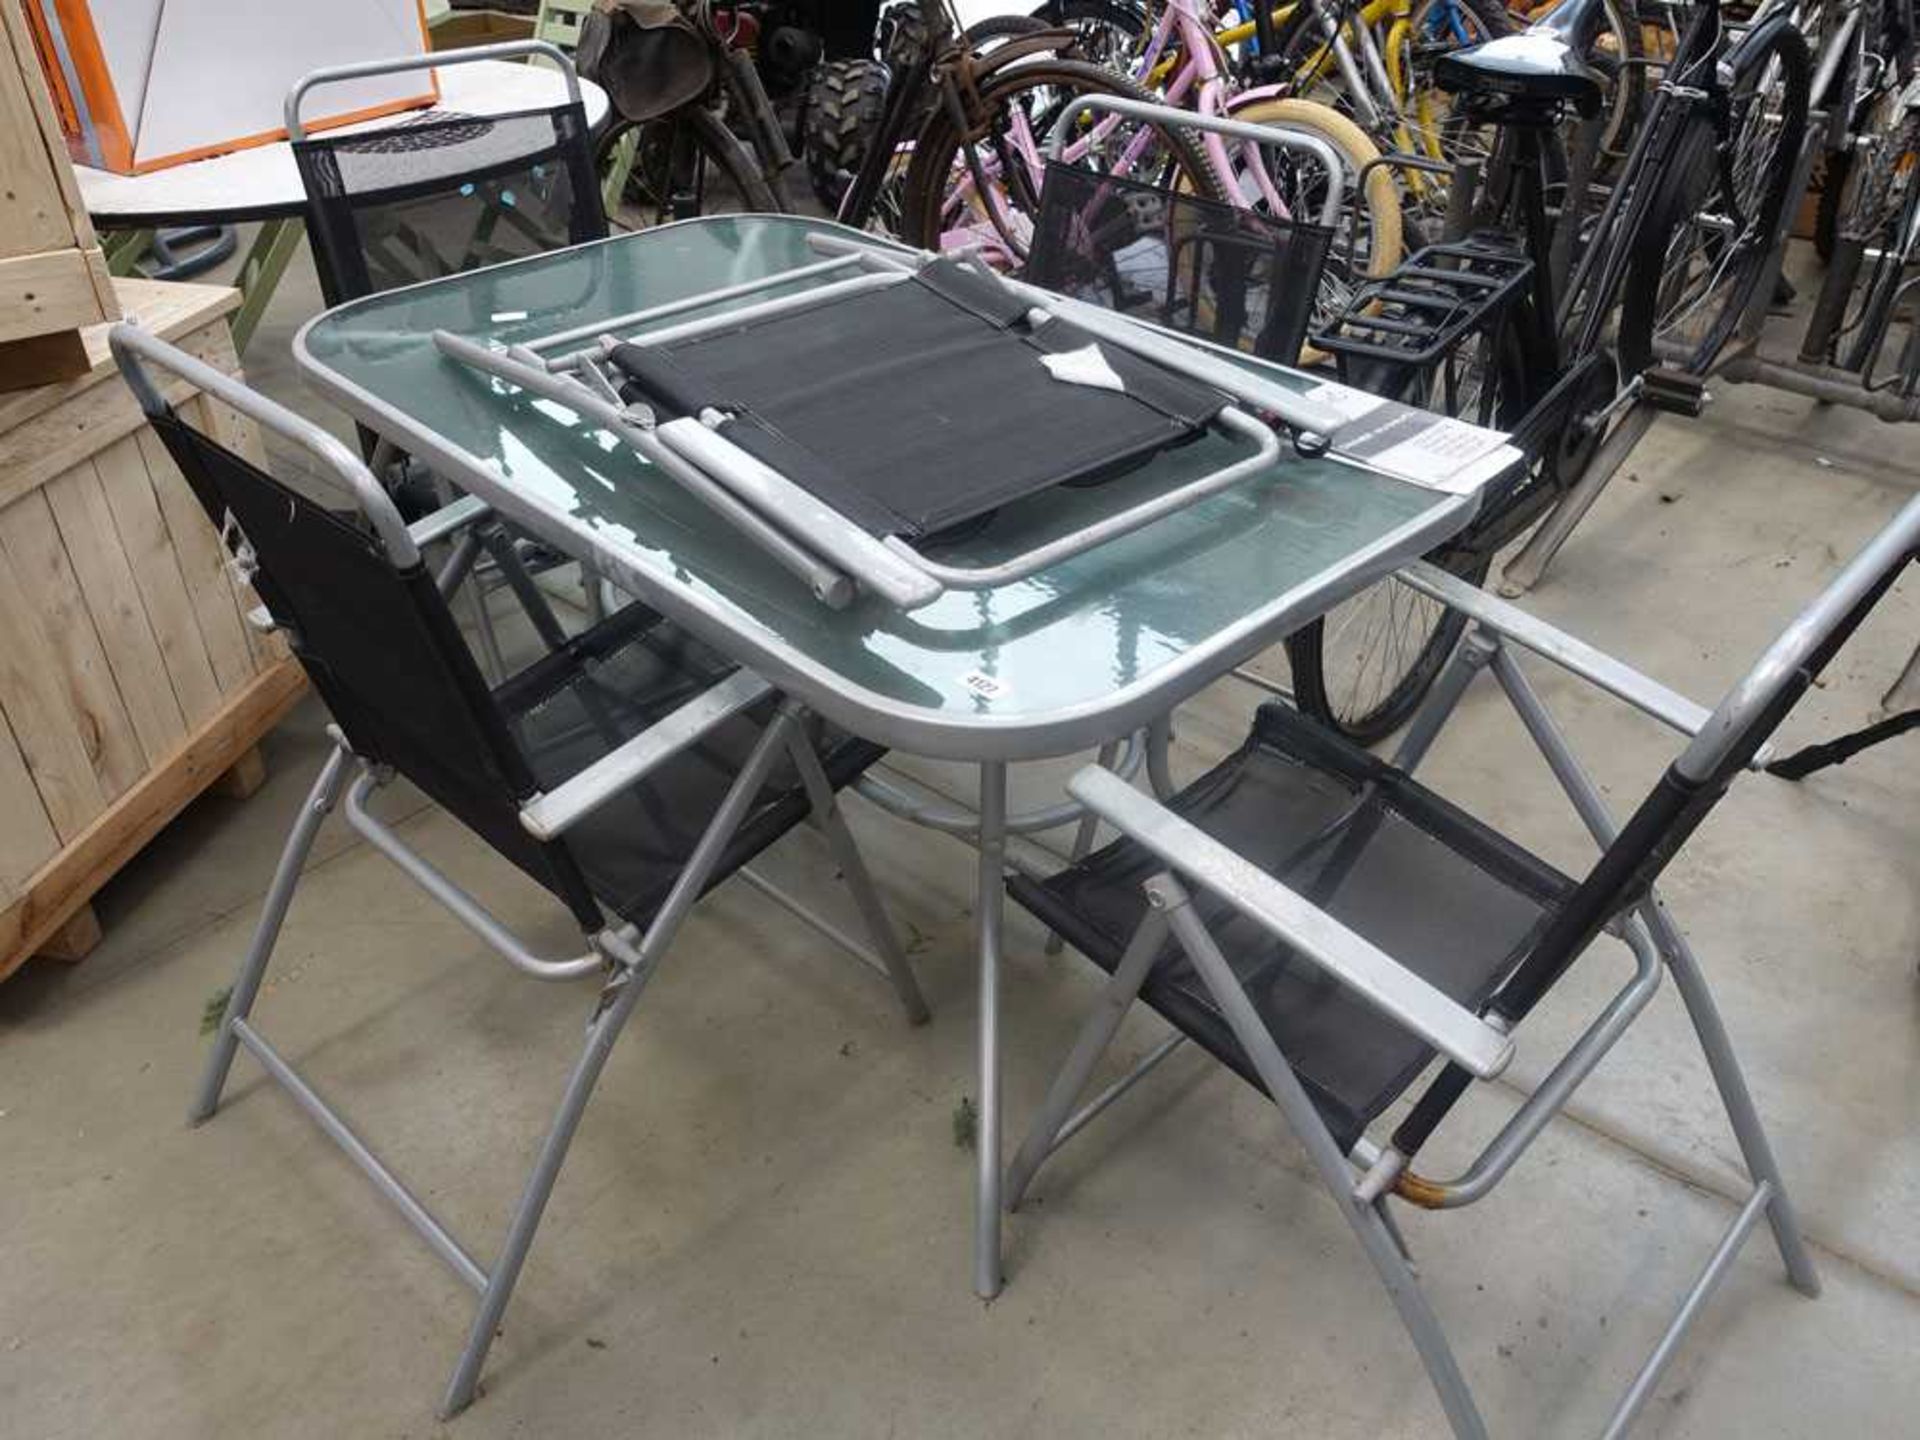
[22, 0, 439, 174]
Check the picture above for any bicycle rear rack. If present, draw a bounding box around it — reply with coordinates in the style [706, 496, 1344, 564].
[1313, 233, 1535, 372]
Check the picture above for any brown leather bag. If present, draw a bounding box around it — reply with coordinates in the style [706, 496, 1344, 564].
[575, 0, 716, 123]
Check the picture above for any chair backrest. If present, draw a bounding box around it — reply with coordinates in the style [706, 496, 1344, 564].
[290, 46, 607, 307]
[114, 327, 605, 931]
[1394, 493, 1920, 1155]
[1515, 492, 1920, 1013]
[1024, 161, 1334, 365]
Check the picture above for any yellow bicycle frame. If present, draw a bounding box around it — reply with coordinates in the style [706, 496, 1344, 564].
[1145, 1, 1453, 179]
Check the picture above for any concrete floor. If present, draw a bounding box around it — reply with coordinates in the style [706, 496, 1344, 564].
[1, 230, 1915, 1439]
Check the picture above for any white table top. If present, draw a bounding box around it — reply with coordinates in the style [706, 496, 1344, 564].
[77, 60, 610, 227]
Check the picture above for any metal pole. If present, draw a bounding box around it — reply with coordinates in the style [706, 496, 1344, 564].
[439, 712, 804, 1416]
[189, 745, 351, 1124]
[974, 760, 1008, 1299]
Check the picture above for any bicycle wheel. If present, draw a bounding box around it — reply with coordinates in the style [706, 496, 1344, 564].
[1616, 21, 1809, 375]
[1285, 543, 1493, 745]
[1022, 0, 1150, 71]
[1284, 308, 1540, 744]
[898, 57, 1217, 264]
[592, 107, 781, 232]
[1833, 114, 1920, 377]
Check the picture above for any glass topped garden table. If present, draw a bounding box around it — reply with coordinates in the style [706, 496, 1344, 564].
[297, 213, 1515, 1300]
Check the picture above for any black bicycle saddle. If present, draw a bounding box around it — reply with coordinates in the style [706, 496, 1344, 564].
[1434, 0, 1609, 118]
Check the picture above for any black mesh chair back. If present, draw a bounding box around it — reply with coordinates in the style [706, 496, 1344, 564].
[1391, 498, 1920, 1156]
[1025, 161, 1334, 365]
[295, 103, 607, 307]
[149, 409, 604, 929]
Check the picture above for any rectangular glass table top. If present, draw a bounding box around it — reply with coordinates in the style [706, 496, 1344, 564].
[297, 215, 1483, 760]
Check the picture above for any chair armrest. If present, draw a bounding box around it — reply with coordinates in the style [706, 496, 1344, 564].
[1066, 766, 1515, 1080]
[519, 670, 774, 841]
[1398, 560, 1712, 739]
[406, 493, 493, 547]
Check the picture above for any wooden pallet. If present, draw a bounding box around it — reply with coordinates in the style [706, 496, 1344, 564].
[0, 279, 306, 981]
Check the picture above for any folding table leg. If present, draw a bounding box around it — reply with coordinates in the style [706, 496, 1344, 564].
[190, 744, 352, 1125]
[439, 710, 804, 1417]
[975, 760, 1009, 1300]
[1150, 873, 1489, 1440]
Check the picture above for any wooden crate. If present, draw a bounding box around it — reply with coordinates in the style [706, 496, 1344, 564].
[0, 277, 307, 980]
[0, 0, 119, 389]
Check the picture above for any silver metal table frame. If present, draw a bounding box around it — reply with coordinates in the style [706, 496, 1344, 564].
[294, 216, 1514, 1301]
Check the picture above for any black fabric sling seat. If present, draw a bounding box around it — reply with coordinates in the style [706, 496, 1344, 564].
[491, 606, 885, 924]
[607, 257, 1230, 541]
[152, 410, 881, 935]
[1008, 704, 1577, 1150]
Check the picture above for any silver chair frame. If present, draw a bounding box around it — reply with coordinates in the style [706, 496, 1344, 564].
[996, 501, 1920, 1434]
[113, 324, 929, 1418]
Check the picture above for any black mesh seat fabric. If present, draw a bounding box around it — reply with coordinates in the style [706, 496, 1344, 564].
[1024, 162, 1334, 366]
[605, 257, 1228, 541]
[1009, 704, 1576, 1149]
[492, 606, 884, 924]
[295, 104, 606, 307]
[151, 409, 880, 936]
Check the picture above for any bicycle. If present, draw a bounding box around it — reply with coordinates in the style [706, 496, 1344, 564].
[1288, 0, 1811, 742]
[588, 1, 794, 228]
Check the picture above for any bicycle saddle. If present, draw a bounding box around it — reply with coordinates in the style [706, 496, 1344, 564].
[1434, 0, 1608, 119]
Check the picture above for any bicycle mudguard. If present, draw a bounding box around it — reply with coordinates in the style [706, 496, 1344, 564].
[966, 28, 1092, 85]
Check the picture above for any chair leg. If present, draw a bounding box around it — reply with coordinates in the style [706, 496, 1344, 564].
[1005, 909, 1170, 1210]
[439, 709, 804, 1417]
[782, 726, 929, 1025]
[1152, 875, 1489, 1440]
[1489, 646, 1821, 1298]
[189, 744, 352, 1126]
[1647, 899, 1822, 1298]
[477, 522, 570, 653]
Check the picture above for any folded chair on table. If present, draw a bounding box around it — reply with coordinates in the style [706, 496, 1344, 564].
[113, 326, 928, 1418]
[289, 40, 613, 670]
[1006, 493, 1920, 1437]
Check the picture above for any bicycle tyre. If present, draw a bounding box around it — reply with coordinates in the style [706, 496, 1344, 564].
[1020, 1, 1148, 70]
[1284, 306, 1540, 744]
[1222, 97, 1405, 367]
[1285, 542, 1494, 745]
[1616, 20, 1809, 376]
[897, 57, 1220, 261]
[804, 59, 891, 208]
[592, 107, 782, 231]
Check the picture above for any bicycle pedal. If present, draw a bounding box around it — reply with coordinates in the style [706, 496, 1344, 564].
[1641, 366, 1709, 418]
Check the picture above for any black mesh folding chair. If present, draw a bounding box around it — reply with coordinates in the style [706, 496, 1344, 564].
[112, 325, 927, 1419]
[1004, 494, 1920, 1437]
[289, 41, 612, 669]
[288, 42, 605, 308]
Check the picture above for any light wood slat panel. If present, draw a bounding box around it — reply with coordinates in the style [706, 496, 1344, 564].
[92, 433, 223, 723]
[0, 533, 108, 839]
[0, 489, 146, 791]
[42, 463, 189, 760]
[0, 5, 73, 258]
[133, 425, 256, 694]
[0, 708, 59, 901]
[0, 319, 232, 510]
